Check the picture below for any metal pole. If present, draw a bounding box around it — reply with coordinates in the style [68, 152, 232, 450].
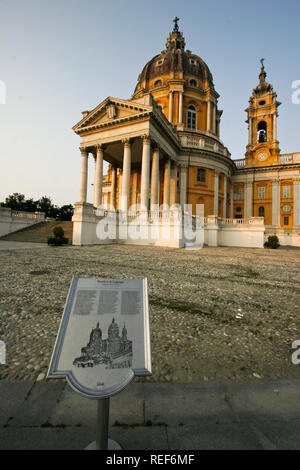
[96, 398, 110, 450]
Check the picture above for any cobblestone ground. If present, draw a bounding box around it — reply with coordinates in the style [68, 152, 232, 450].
[0, 244, 300, 383]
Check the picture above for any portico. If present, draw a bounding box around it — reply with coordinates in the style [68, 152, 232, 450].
[72, 92, 241, 248]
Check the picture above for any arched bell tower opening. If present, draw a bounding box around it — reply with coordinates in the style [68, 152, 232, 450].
[257, 121, 267, 143]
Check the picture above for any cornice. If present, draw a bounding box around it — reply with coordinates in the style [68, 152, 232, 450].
[234, 163, 300, 175]
[75, 111, 152, 135]
[73, 96, 153, 132]
[180, 147, 236, 171]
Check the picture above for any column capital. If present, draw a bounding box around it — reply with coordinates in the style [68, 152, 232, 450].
[141, 134, 151, 144]
[179, 163, 188, 169]
[151, 141, 161, 151]
[79, 146, 88, 155]
[271, 177, 281, 185]
[293, 177, 300, 184]
[96, 143, 105, 151]
[122, 138, 132, 147]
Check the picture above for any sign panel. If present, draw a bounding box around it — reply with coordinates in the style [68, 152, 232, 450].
[47, 277, 152, 398]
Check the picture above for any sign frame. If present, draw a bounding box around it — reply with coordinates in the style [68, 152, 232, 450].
[47, 276, 152, 399]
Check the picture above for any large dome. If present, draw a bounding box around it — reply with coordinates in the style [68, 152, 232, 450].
[133, 19, 215, 96]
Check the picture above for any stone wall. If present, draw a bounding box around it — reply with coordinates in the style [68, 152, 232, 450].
[0, 207, 45, 237]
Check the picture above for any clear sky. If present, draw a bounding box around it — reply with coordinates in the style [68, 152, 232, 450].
[1, 0, 299, 206]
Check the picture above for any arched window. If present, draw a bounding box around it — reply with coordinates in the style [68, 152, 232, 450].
[258, 206, 265, 217]
[257, 121, 267, 143]
[154, 80, 162, 88]
[187, 105, 197, 129]
[190, 79, 197, 87]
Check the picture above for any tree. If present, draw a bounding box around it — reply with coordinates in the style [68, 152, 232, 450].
[3, 193, 26, 210]
[36, 196, 57, 218]
[1, 193, 73, 220]
[23, 198, 38, 213]
[57, 204, 74, 221]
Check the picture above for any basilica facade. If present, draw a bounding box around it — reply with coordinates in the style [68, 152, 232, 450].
[72, 19, 300, 248]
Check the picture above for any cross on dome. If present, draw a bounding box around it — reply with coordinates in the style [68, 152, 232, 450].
[173, 16, 180, 30]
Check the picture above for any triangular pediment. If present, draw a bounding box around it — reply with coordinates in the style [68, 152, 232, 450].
[73, 97, 153, 133]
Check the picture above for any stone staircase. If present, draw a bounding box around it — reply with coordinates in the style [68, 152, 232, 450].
[0, 220, 73, 244]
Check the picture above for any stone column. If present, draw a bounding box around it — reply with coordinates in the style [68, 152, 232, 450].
[163, 158, 171, 207]
[178, 91, 183, 124]
[131, 171, 138, 208]
[244, 181, 253, 219]
[120, 139, 131, 212]
[273, 113, 277, 141]
[118, 169, 123, 210]
[212, 102, 216, 134]
[111, 165, 117, 209]
[248, 117, 253, 144]
[93, 145, 104, 208]
[79, 147, 88, 203]
[170, 162, 178, 206]
[293, 178, 300, 227]
[150, 146, 160, 207]
[180, 164, 187, 209]
[272, 178, 281, 226]
[207, 100, 211, 132]
[216, 119, 220, 138]
[223, 175, 227, 218]
[140, 135, 151, 210]
[214, 171, 219, 216]
[169, 91, 173, 122]
[230, 181, 234, 218]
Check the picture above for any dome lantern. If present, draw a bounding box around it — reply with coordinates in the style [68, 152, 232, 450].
[166, 16, 185, 51]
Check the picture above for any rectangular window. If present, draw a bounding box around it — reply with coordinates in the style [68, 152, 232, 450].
[234, 188, 243, 200]
[283, 185, 291, 198]
[197, 168, 206, 182]
[284, 216, 289, 226]
[258, 186, 265, 199]
[187, 115, 196, 129]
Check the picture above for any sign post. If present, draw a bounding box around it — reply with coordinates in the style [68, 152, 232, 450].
[47, 277, 152, 450]
[96, 398, 110, 450]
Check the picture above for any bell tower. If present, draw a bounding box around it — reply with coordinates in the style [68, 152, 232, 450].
[245, 59, 281, 166]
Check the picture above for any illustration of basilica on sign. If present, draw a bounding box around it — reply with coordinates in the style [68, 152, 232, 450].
[73, 318, 133, 369]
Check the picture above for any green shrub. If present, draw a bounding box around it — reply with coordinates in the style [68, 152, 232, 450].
[47, 226, 68, 246]
[53, 226, 64, 238]
[47, 237, 62, 246]
[264, 235, 280, 249]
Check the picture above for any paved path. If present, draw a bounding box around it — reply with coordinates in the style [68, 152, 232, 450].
[0, 241, 47, 250]
[0, 379, 300, 450]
